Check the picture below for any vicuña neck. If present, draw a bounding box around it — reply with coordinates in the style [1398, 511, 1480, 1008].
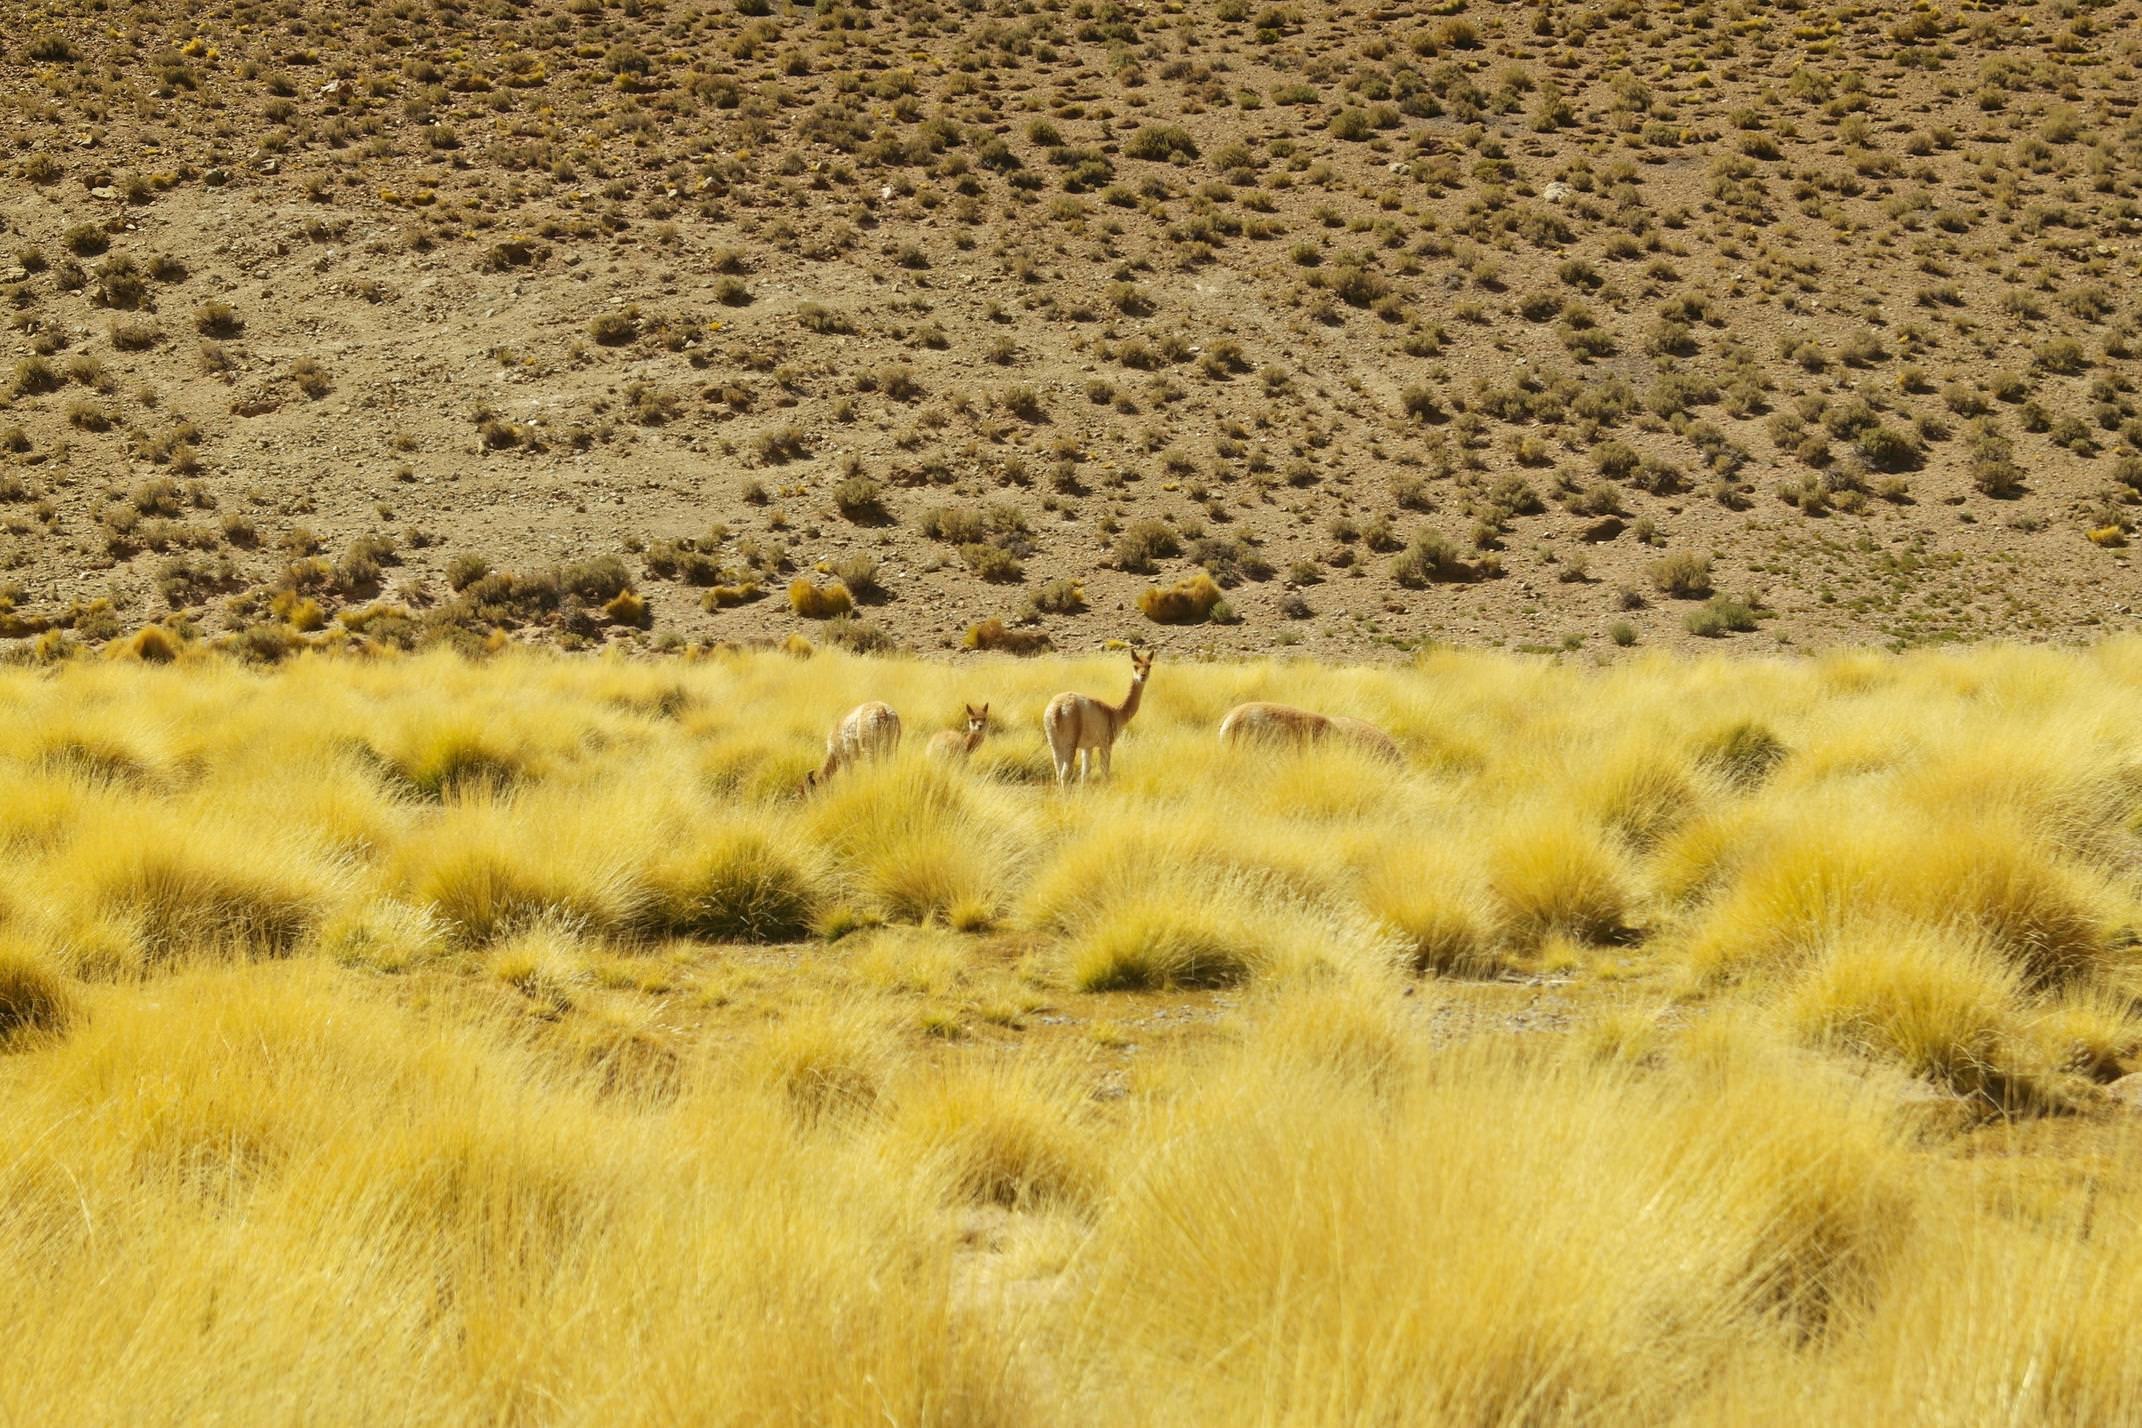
[1114, 674, 1146, 730]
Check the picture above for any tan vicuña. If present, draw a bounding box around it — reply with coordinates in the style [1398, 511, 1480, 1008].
[1042, 650, 1152, 785]
[1217, 701, 1402, 763]
[926, 703, 989, 761]
[803, 700, 901, 791]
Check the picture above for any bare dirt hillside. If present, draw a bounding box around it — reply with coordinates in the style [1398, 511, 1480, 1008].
[3, 0, 2141, 661]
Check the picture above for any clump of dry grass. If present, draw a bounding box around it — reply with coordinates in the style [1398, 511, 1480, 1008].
[0, 936, 77, 1045]
[787, 578, 852, 619]
[880, 1053, 1102, 1209]
[316, 896, 447, 973]
[388, 793, 653, 944]
[744, 1002, 898, 1125]
[799, 757, 1021, 924]
[1355, 847, 1498, 975]
[1784, 920, 2064, 1111]
[1486, 809, 1634, 946]
[1137, 571, 1228, 624]
[1683, 808, 2123, 987]
[1056, 1033, 1912, 1422]
[41, 809, 346, 973]
[652, 825, 823, 942]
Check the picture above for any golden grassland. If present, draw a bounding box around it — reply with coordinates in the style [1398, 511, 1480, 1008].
[8, 641, 2142, 1423]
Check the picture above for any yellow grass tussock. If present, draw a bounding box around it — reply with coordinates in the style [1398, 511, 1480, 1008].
[0, 935, 77, 1045]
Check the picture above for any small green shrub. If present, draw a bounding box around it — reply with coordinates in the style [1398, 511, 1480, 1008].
[1124, 124, 1201, 161]
[1113, 519, 1179, 573]
[1392, 530, 1477, 587]
[1027, 578, 1087, 616]
[1649, 551, 1714, 598]
[1686, 595, 1761, 637]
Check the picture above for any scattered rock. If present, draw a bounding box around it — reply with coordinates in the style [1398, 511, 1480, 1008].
[229, 384, 285, 418]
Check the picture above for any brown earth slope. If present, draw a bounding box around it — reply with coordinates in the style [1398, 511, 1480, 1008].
[2, 0, 2141, 661]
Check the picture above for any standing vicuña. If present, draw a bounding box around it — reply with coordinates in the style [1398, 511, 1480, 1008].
[802, 700, 902, 791]
[1043, 650, 1153, 784]
[1218, 701, 1402, 763]
[926, 703, 989, 761]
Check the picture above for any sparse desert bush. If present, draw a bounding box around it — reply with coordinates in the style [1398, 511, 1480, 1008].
[12, 356, 60, 397]
[822, 614, 896, 655]
[561, 555, 631, 603]
[1391, 529, 1478, 587]
[960, 542, 1025, 583]
[753, 424, 810, 465]
[193, 300, 243, 338]
[1649, 550, 1714, 598]
[788, 578, 853, 618]
[445, 553, 490, 591]
[1112, 518, 1179, 573]
[589, 310, 638, 345]
[1138, 572, 1228, 624]
[964, 618, 1052, 655]
[1027, 578, 1086, 616]
[1125, 124, 1200, 162]
[1969, 420, 2023, 497]
[290, 357, 332, 399]
[829, 556, 882, 603]
[833, 475, 886, 523]
[1686, 595, 1762, 637]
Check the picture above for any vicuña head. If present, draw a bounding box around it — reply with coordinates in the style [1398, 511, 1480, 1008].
[1041, 648, 1153, 785]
